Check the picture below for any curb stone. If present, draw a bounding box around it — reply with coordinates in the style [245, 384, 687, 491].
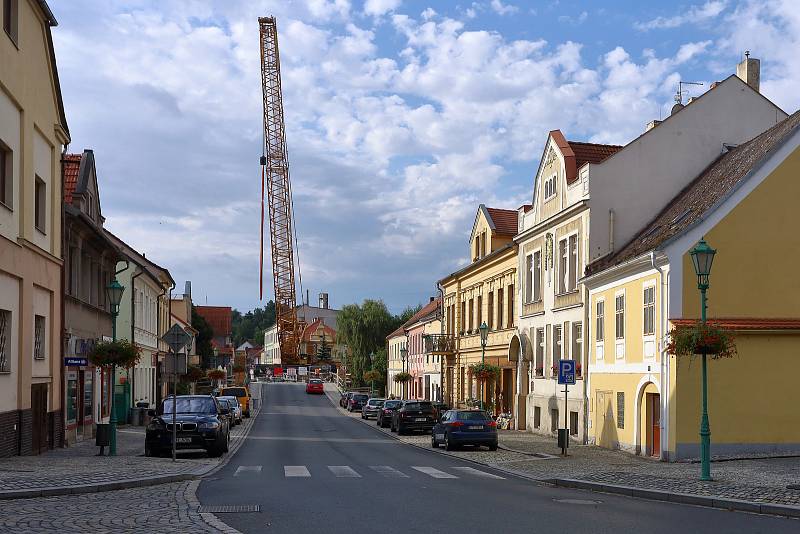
[546, 478, 800, 519]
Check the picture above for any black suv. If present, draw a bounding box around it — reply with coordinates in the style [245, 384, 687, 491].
[391, 400, 436, 435]
[377, 399, 402, 427]
[145, 395, 230, 458]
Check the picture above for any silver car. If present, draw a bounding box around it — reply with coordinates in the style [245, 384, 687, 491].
[361, 398, 386, 420]
[218, 396, 243, 425]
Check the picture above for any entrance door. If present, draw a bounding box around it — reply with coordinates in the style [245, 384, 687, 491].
[76, 371, 85, 440]
[502, 368, 513, 412]
[647, 393, 661, 457]
[596, 391, 614, 449]
[30, 383, 49, 454]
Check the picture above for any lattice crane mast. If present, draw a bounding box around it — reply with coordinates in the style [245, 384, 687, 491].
[259, 16, 303, 364]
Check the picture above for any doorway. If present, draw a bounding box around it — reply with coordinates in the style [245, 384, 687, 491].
[30, 383, 49, 454]
[646, 393, 661, 457]
[596, 391, 615, 449]
[501, 368, 514, 413]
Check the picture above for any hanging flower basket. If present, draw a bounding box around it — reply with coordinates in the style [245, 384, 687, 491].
[183, 365, 205, 383]
[88, 339, 141, 369]
[666, 323, 737, 359]
[363, 370, 382, 383]
[468, 363, 501, 382]
[393, 372, 412, 383]
[207, 369, 226, 381]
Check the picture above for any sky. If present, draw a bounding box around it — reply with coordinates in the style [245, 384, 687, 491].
[50, 0, 800, 314]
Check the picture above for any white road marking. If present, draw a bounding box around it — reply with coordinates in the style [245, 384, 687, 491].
[450, 467, 505, 479]
[411, 466, 458, 479]
[234, 466, 262, 476]
[284, 465, 311, 477]
[369, 466, 410, 478]
[328, 466, 361, 478]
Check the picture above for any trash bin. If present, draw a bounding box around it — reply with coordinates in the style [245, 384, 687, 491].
[130, 408, 141, 426]
[95, 423, 111, 446]
[557, 428, 569, 451]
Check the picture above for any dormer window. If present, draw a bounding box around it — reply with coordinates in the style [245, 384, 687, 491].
[544, 174, 557, 201]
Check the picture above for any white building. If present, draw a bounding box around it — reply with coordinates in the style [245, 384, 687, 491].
[263, 324, 280, 366]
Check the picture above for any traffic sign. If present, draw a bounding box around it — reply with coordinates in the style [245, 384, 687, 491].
[161, 324, 191, 353]
[64, 357, 88, 366]
[558, 360, 576, 385]
[298, 366, 308, 376]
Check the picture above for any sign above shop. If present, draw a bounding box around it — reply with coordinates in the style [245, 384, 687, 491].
[64, 357, 88, 367]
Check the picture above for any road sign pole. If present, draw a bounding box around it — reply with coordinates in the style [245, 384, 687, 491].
[563, 384, 568, 456]
[172, 349, 177, 462]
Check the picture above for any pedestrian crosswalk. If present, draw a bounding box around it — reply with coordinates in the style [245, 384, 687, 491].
[235, 464, 505, 480]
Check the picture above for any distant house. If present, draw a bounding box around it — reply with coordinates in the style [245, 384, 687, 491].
[196, 306, 233, 348]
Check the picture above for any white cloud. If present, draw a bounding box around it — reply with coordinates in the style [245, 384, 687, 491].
[490, 0, 518, 16]
[364, 0, 402, 17]
[635, 1, 727, 30]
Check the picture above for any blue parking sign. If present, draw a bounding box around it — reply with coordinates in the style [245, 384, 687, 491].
[558, 360, 576, 385]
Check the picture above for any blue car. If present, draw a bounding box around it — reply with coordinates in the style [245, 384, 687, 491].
[431, 409, 498, 451]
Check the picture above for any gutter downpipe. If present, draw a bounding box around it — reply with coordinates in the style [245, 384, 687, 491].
[583, 281, 590, 444]
[651, 251, 669, 461]
[59, 143, 68, 449]
[129, 268, 143, 412]
[437, 282, 445, 403]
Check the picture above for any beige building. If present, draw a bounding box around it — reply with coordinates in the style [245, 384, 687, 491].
[0, 0, 70, 457]
[386, 326, 406, 398]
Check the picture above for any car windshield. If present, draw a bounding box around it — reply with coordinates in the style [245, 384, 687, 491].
[309, 380, 322, 384]
[219, 397, 239, 407]
[457, 411, 491, 421]
[353, 394, 368, 401]
[162, 397, 216, 414]
[221, 387, 247, 397]
[403, 402, 432, 411]
[384, 400, 402, 408]
[367, 399, 385, 406]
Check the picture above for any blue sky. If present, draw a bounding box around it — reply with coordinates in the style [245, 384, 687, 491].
[50, 0, 799, 314]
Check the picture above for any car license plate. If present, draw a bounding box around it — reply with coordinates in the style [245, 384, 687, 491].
[176, 437, 192, 443]
[468, 425, 483, 430]
[415, 417, 427, 422]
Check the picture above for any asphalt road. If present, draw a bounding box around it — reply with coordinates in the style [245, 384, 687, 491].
[198, 383, 798, 533]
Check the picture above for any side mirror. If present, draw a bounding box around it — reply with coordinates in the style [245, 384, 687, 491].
[147, 409, 156, 417]
[440, 416, 447, 423]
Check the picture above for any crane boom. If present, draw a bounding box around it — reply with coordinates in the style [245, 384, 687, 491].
[259, 16, 302, 364]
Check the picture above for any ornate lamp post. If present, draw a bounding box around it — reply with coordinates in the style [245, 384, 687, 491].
[690, 238, 716, 481]
[105, 278, 125, 456]
[213, 346, 219, 370]
[478, 321, 489, 410]
[400, 346, 408, 399]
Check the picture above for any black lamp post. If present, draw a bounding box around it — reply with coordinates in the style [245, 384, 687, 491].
[690, 238, 716, 481]
[105, 278, 125, 456]
[400, 346, 408, 399]
[478, 321, 489, 410]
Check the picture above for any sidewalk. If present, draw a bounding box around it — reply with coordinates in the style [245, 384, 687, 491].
[325, 384, 800, 517]
[0, 384, 262, 500]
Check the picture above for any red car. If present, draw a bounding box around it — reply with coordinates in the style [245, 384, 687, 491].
[306, 379, 324, 394]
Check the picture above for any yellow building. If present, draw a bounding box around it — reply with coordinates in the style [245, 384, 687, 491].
[439, 205, 519, 413]
[0, 0, 70, 456]
[584, 110, 800, 460]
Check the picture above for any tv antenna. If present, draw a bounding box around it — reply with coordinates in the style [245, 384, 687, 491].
[675, 81, 704, 105]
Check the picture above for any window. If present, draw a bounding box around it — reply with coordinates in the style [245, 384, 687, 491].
[497, 287, 504, 329]
[481, 232, 486, 258]
[33, 315, 45, 360]
[487, 292, 494, 330]
[568, 234, 578, 291]
[535, 328, 544, 376]
[460, 301, 466, 333]
[0, 139, 11, 207]
[524, 254, 533, 303]
[533, 251, 542, 302]
[34, 176, 46, 232]
[474, 237, 479, 261]
[477, 295, 482, 328]
[553, 325, 562, 375]
[534, 406, 541, 428]
[572, 322, 583, 375]
[507, 285, 514, 328]
[544, 175, 557, 200]
[558, 238, 567, 294]
[550, 408, 559, 432]
[0, 309, 10, 372]
[596, 300, 605, 342]
[570, 411, 578, 435]
[617, 392, 625, 429]
[3, 0, 18, 46]
[615, 294, 625, 339]
[468, 298, 474, 332]
[643, 286, 655, 336]
[558, 235, 578, 294]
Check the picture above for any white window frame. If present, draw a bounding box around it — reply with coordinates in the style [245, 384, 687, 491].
[524, 253, 533, 304]
[595, 297, 605, 362]
[33, 314, 45, 361]
[642, 282, 657, 360]
[553, 325, 562, 375]
[535, 327, 545, 377]
[0, 308, 11, 373]
[532, 249, 542, 302]
[544, 174, 557, 201]
[614, 290, 625, 360]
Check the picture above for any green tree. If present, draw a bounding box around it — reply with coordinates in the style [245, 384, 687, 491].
[192, 306, 214, 368]
[316, 333, 332, 361]
[231, 301, 276, 346]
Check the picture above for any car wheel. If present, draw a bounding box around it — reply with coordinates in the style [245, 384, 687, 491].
[445, 434, 456, 451]
[245, 411, 250, 418]
[489, 443, 498, 451]
[145, 443, 156, 457]
[223, 431, 230, 452]
[397, 425, 405, 436]
[431, 434, 439, 448]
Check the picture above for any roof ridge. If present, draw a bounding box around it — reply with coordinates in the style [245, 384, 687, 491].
[567, 140, 623, 147]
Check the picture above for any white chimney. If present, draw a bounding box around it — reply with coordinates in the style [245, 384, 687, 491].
[736, 51, 760, 92]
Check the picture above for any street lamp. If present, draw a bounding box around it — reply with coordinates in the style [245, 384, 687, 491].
[105, 278, 125, 457]
[690, 238, 716, 481]
[213, 346, 219, 370]
[478, 321, 489, 410]
[400, 346, 408, 399]
[368, 352, 375, 397]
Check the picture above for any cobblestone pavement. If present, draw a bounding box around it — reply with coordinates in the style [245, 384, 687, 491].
[0, 480, 239, 533]
[326, 385, 800, 510]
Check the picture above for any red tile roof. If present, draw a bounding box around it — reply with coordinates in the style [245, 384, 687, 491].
[670, 318, 800, 331]
[196, 306, 232, 337]
[485, 207, 518, 236]
[567, 141, 623, 170]
[63, 153, 82, 205]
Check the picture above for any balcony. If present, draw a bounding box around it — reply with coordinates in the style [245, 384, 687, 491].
[424, 334, 455, 355]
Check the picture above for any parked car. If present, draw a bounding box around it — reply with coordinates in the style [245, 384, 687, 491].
[431, 402, 450, 420]
[339, 391, 353, 408]
[217, 398, 237, 427]
[306, 379, 324, 394]
[347, 393, 369, 412]
[220, 386, 251, 417]
[145, 395, 230, 458]
[218, 396, 243, 425]
[391, 400, 436, 435]
[431, 409, 498, 451]
[361, 398, 385, 419]
[377, 399, 402, 427]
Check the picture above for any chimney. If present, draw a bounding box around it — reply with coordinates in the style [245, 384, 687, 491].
[429, 296, 435, 303]
[736, 51, 760, 92]
[645, 119, 662, 132]
[185, 281, 192, 298]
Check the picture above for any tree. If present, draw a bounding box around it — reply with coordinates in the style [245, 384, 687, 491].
[316, 333, 332, 361]
[232, 301, 276, 346]
[192, 306, 214, 368]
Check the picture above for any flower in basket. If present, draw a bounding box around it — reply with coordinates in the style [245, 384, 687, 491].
[393, 371, 412, 383]
[667, 322, 737, 359]
[88, 339, 141, 369]
[207, 369, 226, 381]
[468, 362, 501, 382]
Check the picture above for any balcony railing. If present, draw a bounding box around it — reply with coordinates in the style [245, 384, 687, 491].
[424, 334, 455, 355]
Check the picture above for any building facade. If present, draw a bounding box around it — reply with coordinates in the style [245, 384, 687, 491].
[386, 327, 406, 398]
[62, 150, 121, 445]
[404, 298, 441, 401]
[263, 324, 281, 366]
[439, 206, 519, 414]
[0, 0, 70, 457]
